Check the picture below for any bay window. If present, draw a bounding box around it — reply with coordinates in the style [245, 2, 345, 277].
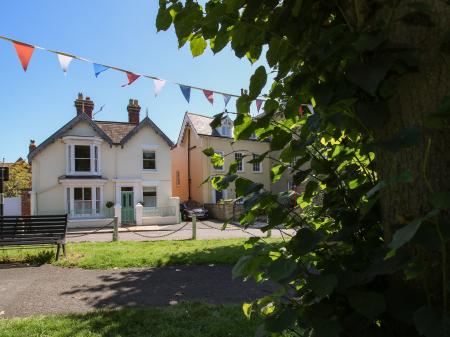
[65, 185, 104, 218]
[66, 141, 101, 175]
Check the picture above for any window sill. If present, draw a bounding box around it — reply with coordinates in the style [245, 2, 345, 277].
[142, 169, 158, 173]
[252, 171, 263, 174]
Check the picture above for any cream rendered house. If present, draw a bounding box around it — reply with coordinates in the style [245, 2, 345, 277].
[28, 94, 179, 228]
[171, 112, 271, 206]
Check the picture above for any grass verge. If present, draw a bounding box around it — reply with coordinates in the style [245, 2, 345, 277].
[0, 302, 291, 337]
[0, 238, 281, 269]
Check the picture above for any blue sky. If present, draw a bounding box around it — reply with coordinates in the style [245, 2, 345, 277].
[0, 0, 269, 162]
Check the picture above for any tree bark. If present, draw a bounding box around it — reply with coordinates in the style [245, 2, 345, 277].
[375, 0, 450, 308]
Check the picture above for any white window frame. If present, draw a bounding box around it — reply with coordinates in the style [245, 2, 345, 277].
[143, 150, 157, 171]
[252, 154, 263, 173]
[235, 152, 244, 172]
[213, 150, 225, 171]
[64, 137, 102, 176]
[64, 184, 104, 218]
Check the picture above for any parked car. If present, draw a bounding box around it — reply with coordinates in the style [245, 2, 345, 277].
[180, 203, 209, 221]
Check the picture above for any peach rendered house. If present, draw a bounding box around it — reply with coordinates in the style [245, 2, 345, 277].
[171, 112, 271, 206]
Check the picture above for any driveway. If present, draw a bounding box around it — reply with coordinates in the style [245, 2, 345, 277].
[0, 264, 273, 318]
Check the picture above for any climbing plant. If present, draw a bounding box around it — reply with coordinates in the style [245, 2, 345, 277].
[157, 1, 450, 336]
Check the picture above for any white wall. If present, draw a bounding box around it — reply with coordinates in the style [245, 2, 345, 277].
[4, 197, 21, 216]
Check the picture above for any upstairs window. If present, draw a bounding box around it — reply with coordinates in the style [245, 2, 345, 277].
[66, 142, 100, 175]
[252, 154, 262, 173]
[143, 151, 156, 170]
[75, 145, 91, 172]
[235, 152, 244, 172]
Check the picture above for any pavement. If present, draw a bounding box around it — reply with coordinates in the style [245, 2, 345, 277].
[0, 264, 274, 318]
[67, 220, 294, 242]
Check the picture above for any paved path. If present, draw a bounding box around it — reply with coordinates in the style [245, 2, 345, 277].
[0, 264, 273, 318]
[67, 220, 294, 242]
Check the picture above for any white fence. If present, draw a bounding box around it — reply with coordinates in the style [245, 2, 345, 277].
[4, 197, 21, 216]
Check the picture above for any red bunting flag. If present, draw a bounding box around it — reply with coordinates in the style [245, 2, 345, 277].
[299, 105, 304, 116]
[203, 89, 214, 105]
[122, 72, 140, 87]
[256, 99, 263, 113]
[12, 41, 35, 72]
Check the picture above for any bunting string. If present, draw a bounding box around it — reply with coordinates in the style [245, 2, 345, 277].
[0, 34, 313, 114]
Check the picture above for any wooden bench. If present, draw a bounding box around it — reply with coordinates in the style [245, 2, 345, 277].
[0, 215, 68, 260]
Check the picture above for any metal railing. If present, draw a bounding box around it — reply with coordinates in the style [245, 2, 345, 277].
[142, 206, 176, 217]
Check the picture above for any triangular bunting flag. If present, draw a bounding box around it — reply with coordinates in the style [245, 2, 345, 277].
[256, 99, 264, 113]
[306, 104, 315, 114]
[12, 41, 35, 72]
[203, 90, 214, 105]
[153, 79, 166, 97]
[57, 54, 73, 75]
[179, 85, 191, 103]
[93, 63, 109, 77]
[122, 72, 140, 87]
[222, 94, 231, 107]
[299, 105, 304, 116]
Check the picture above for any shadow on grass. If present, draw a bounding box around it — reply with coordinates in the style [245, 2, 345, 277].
[2, 302, 266, 337]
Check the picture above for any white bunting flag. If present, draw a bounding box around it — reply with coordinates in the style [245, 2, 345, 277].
[57, 54, 73, 75]
[153, 79, 166, 97]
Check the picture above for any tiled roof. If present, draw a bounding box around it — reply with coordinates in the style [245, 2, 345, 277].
[186, 112, 225, 137]
[95, 121, 136, 144]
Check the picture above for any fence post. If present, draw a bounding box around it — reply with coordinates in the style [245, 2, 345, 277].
[266, 229, 272, 238]
[112, 216, 119, 242]
[192, 215, 197, 240]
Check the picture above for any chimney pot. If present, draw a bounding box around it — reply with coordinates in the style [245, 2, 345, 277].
[127, 98, 141, 124]
[74, 93, 94, 119]
[29, 139, 36, 154]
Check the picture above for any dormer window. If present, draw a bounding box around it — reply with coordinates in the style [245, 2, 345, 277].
[218, 118, 233, 137]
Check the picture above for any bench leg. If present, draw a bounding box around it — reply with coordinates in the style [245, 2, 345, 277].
[62, 243, 66, 258]
[56, 244, 61, 261]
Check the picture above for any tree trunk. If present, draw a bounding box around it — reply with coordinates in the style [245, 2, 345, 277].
[375, 0, 450, 308]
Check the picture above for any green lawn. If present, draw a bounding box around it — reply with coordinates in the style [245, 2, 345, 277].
[0, 238, 281, 269]
[0, 302, 293, 337]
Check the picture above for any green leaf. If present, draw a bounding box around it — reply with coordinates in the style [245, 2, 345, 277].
[290, 228, 322, 256]
[347, 291, 386, 319]
[312, 319, 341, 337]
[190, 35, 207, 57]
[249, 66, 267, 99]
[267, 258, 297, 282]
[234, 112, 253, 140]
[389, 218, 422, 250]
[303, 180, 319, 202]
[265, 307, 297, 333]
[347, 58, 394, 95]
[203, 147, 215, 157]
[232, 255, 253, 279]
[366, 171, 412, 198]
[271, 164, 287, 183]
[210, 113, 224, 129]
[430, 192, 450, 210]
[309, 274, 338, 297]
[291, 0, 303, 17]
[211, 152, 224, 169]
[243, 302, 253, 319]
[414, 306, 450, 337]
[236, 95, 251, 114]
[156, 7, 172, 31]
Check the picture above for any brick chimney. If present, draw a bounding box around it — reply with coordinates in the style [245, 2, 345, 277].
[74, 93, 94, 118]
[127, 99, 141, 124]
[29, 140, 36, 154]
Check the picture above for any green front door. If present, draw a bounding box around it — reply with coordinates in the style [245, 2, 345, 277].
[121, 191, 134, 224]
